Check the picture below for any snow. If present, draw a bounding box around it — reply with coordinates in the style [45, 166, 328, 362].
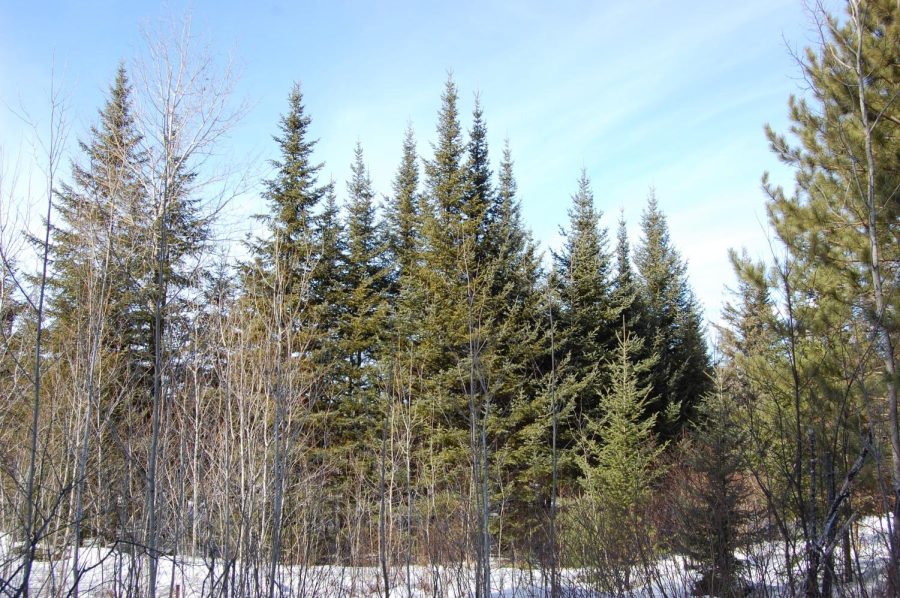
[0, 516, 891, 596]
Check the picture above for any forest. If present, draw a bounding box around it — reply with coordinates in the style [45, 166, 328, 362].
[0, 0, 897, 596]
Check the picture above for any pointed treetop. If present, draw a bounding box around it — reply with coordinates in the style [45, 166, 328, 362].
[387, 124, 420, 272]
[425, 76, 466, 218]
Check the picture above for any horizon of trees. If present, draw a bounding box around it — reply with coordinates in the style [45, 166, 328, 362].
[0, 1, 896, 596]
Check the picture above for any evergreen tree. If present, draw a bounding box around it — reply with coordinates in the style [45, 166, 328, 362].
[49, 64, 150, 382]
[248, 82, 331, 310]
[580, 330, 661, 511]
[464, 96, 493, 257]
[726, 1, 899, 587]
[416, 76, 472, 443]
[385, 125, 420, 285]
[573, 329, 664, 592]
[554, 170, 615, 418]
[45, 66, 156, 545]
[611, 211, 646, 339]
[674, 383, 754, 597]
[480, 142, 547, 550]
[313, 185, 348, 391]
[635, 192, 711, 438]
[340, 143, 388, 448]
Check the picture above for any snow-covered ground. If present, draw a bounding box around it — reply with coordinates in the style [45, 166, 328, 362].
[0, 516, 892, 596]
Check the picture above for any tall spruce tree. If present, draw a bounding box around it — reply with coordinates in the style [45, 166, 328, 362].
[385, 125, 421, 286]
[340, 143, 388, 448]
[635, 192, 710, 438]
[464, 96, 493, 259]
[417, 76, 472, 452]
[487, 142, 553, 551]
[249, 83, 331, 300]
[49, 64, 150, 386]
[611, 212, 646, 340]
[554, 170, 616, 419]
[46, 66, 155, 550]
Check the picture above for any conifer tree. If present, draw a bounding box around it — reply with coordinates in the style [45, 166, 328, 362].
[554, 171, 615, 418]
[464, 96, 493, 257]
[243, 83, 335, 583]
[611, 212, 646, 339]
[50, 64, 149, 383]
[416, 77, 473, 443]
[635, 192, 710, 438]
[46, 66, 153, 555]
[340, 143, 388, 448]
[418, 79, 498, 593]
[478, 141, 547, 555]
[573, 329, 663, 592]
[674, 383, 754, 597]
[312, 185, 348, 407]
[249, 83, 331, 304]
[385, 125, 420, 285]
[746, 0, 899, 585]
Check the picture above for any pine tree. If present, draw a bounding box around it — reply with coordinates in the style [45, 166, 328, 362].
[738, 0, 899, 586]
[635, 192, 711, 438]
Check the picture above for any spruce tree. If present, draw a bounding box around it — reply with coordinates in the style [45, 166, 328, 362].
[46, 66, 153, 545]
[464, 96, 493, 257]
[674, 383, 754, 597]
[480, 141, 547, 551]
[49, 64, 149, 383]
[248, 83, 331, 305]
[416, 76, 472, 444]
[573, 329, 664, 592]
[385, 125, 420, 285]
[340, 143, 388, 448]
[611, 211, 646, 340]
[635, 192, 711, 438]
[554, 170, 615, 418]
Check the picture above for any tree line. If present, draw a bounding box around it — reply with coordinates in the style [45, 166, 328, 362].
[0, 1, 896, 596]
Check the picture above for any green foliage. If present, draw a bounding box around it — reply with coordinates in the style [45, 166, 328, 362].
[674, 383, 755, 597]
[554, 171, 615, 419]
[578, 329, 663, 511]
[49, 65, 151, 378]
[635, 192, 711, 438]
[385, 125, 420, 284]
[565, 329, 663, 592]
[248, 82, 332, 312]
[339, 143, 389, 449]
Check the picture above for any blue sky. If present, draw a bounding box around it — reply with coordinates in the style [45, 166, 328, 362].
[0, 0, 826, 329]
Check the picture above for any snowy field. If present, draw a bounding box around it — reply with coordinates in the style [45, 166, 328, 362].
[0, 516, 892, 596]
